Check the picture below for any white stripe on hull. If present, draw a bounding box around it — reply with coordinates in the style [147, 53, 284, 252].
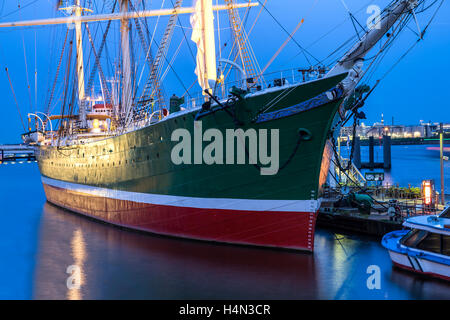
[388, 250, 450, 279]
[42, 176, 321, 213]
[417, 258, 450, 278]
[389, 251, 413, 269]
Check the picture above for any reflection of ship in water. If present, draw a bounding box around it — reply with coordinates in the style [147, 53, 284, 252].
[33, 203, 318, 299]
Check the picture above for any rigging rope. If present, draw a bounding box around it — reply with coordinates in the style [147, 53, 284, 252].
[85, 23, 112, 104]
[339, 0, 366, 40]
[5, 67, 26, 131]
[169, 0, 196, 63]
[21, 32, 33, 113]
[246, 0, 267, 36]
[85, 1, 116, 96]
[377, 0, 445, 82]
[0, 0, 38, 19]
[254, 0, 320, 66]
[160, 37, 185, 83]
[34, 31, 37, 112]
[259, 19, 305, 77]
[46, 27, 69, 115]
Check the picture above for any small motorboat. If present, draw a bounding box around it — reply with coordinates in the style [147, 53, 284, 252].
[382, 207, 450, 281]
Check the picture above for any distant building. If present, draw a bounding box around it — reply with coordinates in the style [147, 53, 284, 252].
[340, 122, 446, 139]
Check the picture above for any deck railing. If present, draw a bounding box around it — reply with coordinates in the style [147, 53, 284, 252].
[184, 67, 328, 110]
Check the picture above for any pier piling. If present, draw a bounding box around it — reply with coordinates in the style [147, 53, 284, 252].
[369, 136, 375, 169]
[354, 137, 361, 169]
[383, 135, 391, 169]
[440, 123, 445, 205]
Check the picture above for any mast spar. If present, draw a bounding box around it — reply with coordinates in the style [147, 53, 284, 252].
[120, 0, 133, 123]
[59, 1, 93, 128]
[74, 0, 86, 127]
[0, 3, 258, 27]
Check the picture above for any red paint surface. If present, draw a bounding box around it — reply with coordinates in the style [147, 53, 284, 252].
[92, 103, 113, 109]
[43, 183, 317, 251]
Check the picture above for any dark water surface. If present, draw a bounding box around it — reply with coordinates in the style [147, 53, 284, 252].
[358, 144, 450, 194]
[0, 145, 449, 299]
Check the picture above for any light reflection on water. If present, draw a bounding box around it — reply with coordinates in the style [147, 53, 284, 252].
[0, 153, 449, 300]
[67, 228, 86, 300]
[31, 202, 450, 300]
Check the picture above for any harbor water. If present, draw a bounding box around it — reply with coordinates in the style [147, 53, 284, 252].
[0, 145, 449, 299]
[345, 144, 450, 195]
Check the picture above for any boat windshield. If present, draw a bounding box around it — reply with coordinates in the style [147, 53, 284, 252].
[401, 229, 450, 256]
[401, 229, 428, 247]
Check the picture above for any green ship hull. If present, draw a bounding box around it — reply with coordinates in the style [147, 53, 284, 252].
[37, 73, 346, 251]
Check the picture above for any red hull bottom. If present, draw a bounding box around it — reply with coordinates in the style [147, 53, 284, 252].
[43, 183, 318, 252]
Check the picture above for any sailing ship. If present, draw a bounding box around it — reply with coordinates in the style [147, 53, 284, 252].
[2, 0, 436, 251]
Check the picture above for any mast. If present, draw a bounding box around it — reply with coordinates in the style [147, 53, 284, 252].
[191, 0, 217, 95]
[120, 0, 133, 122]
[0, 1, 258, 124]
[74, 0, 87, 127]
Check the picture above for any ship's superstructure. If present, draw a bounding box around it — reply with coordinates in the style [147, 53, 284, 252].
[1, 0, 437, 251]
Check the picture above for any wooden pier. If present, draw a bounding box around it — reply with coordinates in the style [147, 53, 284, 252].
[318, 189, 446, 237]
[317, 207, 403, 236]
[0, 144, 36, 163]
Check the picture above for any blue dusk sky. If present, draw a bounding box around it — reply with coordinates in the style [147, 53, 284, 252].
[0, 0, 448, 143]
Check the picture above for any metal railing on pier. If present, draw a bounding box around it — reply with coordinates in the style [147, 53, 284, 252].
[0, 144, 36, 164]
[335, 156, 366, 187]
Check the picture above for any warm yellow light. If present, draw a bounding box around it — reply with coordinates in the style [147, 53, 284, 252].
[92, 119, 99, 129]
[423, 181, 432, 205]
[67, 228, 86, 301]
[413, 131, 421, 138]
